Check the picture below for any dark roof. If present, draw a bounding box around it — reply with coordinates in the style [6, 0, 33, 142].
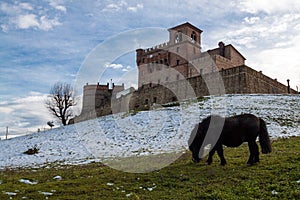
[208, 44, 246, 60]
[168, 22, 203, 33]
[227, 44, 246, 60]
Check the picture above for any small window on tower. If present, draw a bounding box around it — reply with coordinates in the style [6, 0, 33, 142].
[175, 33, 179, 43]
[177, 59, 180, 65]
[191, 31, 197, 43]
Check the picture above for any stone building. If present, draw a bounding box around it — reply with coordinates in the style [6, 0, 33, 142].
[71, 22, 296, 123]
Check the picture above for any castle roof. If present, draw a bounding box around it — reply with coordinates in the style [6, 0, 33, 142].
[208, 44, 246, 61]
[168, 22, 203, 33]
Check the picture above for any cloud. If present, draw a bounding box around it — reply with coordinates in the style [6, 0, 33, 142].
[237, 0, 300, 14]
[102, 0, 143, 12]
[0, 92, 54, 136]
[105, 63, 124, 69]
[244, 16, 260, 24]
[15, 14, 39, 29]
[39, 15, 62, 31]
[127, 3, 143, 12]
[0, 1, 64, 31]
[48, 0, 67, 13]
[19, 3, 34, 10]
[251, 35, 300, 88]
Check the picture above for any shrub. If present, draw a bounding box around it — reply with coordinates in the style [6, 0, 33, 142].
[24, 145, 39, 155]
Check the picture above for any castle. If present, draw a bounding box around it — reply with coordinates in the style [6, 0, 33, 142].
[71, 22, 296, 123]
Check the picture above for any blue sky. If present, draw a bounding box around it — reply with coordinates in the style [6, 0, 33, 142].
[1, 0, 300, 137]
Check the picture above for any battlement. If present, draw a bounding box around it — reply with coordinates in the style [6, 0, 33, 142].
[83, 82, 124, 92]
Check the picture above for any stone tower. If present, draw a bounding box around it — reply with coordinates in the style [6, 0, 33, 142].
[136, 22, 203, 88]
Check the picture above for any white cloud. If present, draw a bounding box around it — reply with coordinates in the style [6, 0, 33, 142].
[238, 0, 300, 14]
[105, 63, 124, 69]
[39, 16, 62, 31]
[247, 35, 300, 89]
[102, 1, 143, 12]
[0, 92, 54, 135]
[14, 14, 62, 31]
[19, 3, 34, 11]
[244, 16, 260, 24]
[48, 0, 67, 12]
[127, 3, 143, 12]
[16, 14, 39, 29]
[122, 65, 133, 72]
[0, 1, 64, 32]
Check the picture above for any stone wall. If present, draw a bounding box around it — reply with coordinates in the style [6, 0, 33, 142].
[71, 65, 296, 124]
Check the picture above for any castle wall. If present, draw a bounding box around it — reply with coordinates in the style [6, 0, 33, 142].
[127, 65, 293, 112]
[244, 67, 294, 94]
[71, 65, 296, 124]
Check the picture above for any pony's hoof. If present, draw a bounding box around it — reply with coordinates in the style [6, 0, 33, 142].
[206, 161, 212, 165]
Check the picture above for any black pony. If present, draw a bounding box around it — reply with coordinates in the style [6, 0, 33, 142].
[188, 114, 272, 166]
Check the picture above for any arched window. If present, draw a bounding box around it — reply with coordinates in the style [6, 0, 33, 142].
[191, 31, 197, 43]
[175, 33, 179, 43]
[175, 32, 182, 43]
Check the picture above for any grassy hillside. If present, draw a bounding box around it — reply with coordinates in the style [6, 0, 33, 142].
[0, 137, 299, 199]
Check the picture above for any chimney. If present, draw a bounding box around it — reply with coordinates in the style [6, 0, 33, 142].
[287, 79, 291, 94]
[218, 41, 225, 57]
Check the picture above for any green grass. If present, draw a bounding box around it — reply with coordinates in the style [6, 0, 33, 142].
[0, 137, 299, 199]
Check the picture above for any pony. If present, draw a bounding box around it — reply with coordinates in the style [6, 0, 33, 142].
[188, 114, 272, 166]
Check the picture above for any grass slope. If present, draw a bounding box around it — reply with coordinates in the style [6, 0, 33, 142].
[0, 137, 299, 199]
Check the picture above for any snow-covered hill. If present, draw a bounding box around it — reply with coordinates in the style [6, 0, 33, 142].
[0, 94, 299, 170]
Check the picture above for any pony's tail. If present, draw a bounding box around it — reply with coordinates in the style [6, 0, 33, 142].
[258, 118, 272, 154]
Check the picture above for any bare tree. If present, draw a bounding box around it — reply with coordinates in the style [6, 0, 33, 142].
[45, 82, 76, 126]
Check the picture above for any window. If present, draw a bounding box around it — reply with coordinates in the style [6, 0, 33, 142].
[145, 99, 149, 105]
[175, 32, 182, 43]
[177, 59, 180, 65]
[191, 31, 197, 43]
[200, 69, 203, 74]
[153, 97, 157, 103]
[158, 79, 161, 84]
[177, 47, 180, 53]
[175, 33, 179, 43]
[176, 74, 180, 80]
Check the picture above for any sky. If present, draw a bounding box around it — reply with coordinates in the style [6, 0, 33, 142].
[0, 0, 300, 137]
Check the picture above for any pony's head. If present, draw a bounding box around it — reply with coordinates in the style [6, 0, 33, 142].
[188, 121, 208, 163]
[188, 116, 214, 163]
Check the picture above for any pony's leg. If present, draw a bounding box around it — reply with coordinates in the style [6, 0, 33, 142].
[206, 149, 216, 165]
[253, 142, 259, 163]
[216, 146, 227, 166]
[247, 141, 259, 165]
